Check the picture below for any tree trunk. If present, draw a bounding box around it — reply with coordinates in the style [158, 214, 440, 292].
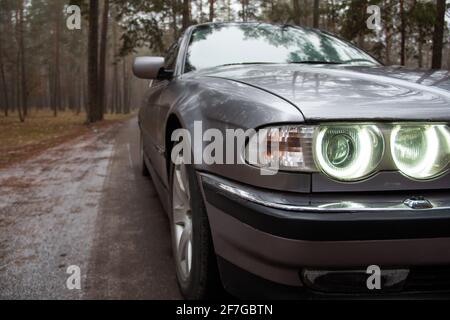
[53, 7, 62, 117]
[432, 0, 446, 69]
[358, 34, 365, 50]
[209, 0, 214, 22]
[292, 0, 301, 25]
[87, 0, 101, 123]
[15, 51, 24, 122]
[18, 1, 26, 121]
[384, 0, 392, 65]
[241, 0, 246, 22]
[0, 25, 9, 117]
[399, 0, 406, 65]
[111, 13, 120, 114]
[99, 0, 110, 116]
[313, 0, 319, 28]
[418, 32, 423, 68]
[182, 0, 190, 30]
[171, 0, 178, 41]
[198, 0, 204, 23]
[77, 67, 85, 115]
[122, 57, 130, 114]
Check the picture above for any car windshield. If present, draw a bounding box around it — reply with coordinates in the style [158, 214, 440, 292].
[184, 24, 380, 72]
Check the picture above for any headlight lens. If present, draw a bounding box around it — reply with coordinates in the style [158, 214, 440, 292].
[391, 124, 450, 180]
[246, 123, 449, 181]
[314, 125, 385, 181]
[245, 126, 316, 171]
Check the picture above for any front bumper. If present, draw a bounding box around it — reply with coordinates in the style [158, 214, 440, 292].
[199, 172, 450, 297]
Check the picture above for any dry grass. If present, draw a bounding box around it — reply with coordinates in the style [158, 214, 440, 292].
[0, 110, 134, 169]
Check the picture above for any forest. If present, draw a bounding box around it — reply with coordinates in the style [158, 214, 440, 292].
[0, 0, 449, 124]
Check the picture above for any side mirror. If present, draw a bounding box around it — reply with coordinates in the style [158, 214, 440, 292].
[132, 56, 172, 80]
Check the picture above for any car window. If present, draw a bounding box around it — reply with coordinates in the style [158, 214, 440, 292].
[184, 24, 379, 72]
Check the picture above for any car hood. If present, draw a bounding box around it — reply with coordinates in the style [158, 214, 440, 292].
[198, 64, 450, 122]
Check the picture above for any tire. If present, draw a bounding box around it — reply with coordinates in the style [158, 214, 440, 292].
[140, 132, 150, 177]
[170, 145, 222, 299]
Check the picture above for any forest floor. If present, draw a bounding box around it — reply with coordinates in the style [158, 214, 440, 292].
[0, 110, 134, 169]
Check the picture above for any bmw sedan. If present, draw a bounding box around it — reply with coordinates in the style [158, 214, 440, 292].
[133, 22, 450, 299]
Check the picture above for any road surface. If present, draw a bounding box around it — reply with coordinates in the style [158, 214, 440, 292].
[0, 118, 182, 299]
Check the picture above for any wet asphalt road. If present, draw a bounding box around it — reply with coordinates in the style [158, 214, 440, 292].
[0, 118, 181, 299]
[85, 118, 181, 299]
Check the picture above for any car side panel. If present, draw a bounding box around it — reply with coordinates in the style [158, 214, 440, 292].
[140, 81, 169, 182]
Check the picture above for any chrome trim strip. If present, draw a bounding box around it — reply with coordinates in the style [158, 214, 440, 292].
[201, 174, 450, 213]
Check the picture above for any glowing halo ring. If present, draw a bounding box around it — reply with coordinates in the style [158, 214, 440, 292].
[314, 125, 385, 181]
[391, 124, 450, 180]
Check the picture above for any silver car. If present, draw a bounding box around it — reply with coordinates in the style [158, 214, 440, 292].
[133, 22, 450, 299]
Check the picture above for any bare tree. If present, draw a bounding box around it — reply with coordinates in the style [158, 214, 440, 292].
[122, 57, 130, 114]
[399, 0, 406, 65]
[384, 0, 393, 65]
[112, 15, 120, 114]
[241, 0, 247, 22]
[198, 0, 204, 23]
[432, 0, 446, 69]
[171, 0, 178, 41]
[15, 1, 26, 122]
[313, 0, 319, 28]
[99, 0, 110, 115]
[182, 0, 190, 30]
[0, 15, 9, 117]
[209, 0, 214, 22]
[292, 0, 301, 25]
[87, 0, 102, 123]
[52, 2, 62, 117]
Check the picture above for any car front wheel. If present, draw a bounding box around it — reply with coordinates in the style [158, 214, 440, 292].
[170, 145, 222, 299]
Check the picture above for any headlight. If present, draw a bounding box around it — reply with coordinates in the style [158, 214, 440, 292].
[246, 123, 449, 182]
[313, 125, 385, 181]
[245, 126, 316, 171]
[391, 124, 450, 180]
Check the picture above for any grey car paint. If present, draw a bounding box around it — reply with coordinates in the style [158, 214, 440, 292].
[137, 24, 450, 215]
[198, 64, 450, 122]
[205, 201, 450, 286]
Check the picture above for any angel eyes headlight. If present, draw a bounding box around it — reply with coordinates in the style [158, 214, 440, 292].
[245, 123, 449, 181]
[391, 124, 450, 180]
[313, 125, 385, 181]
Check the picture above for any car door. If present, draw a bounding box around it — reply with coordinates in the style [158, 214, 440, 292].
[147, 41, 180, 187]
[140, 76, 166, 174]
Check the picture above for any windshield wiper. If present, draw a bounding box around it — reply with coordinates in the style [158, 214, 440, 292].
[218, 62, 279, 67]
[340, 58, 377, 64]
[289, 60, 343, 65]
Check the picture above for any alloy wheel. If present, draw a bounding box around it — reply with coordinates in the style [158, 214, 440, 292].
[172, 153, 193, 281]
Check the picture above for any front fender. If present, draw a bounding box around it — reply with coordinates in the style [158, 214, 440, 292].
[165, 75, 310, 192]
